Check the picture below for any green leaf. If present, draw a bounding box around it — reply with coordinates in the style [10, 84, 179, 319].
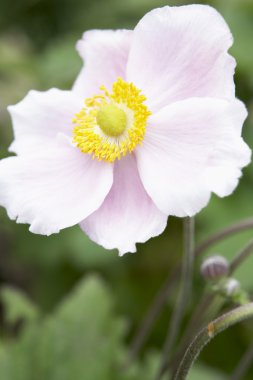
[0, 276, 162, 380]
[34, 275, 126, 380]
[1, 286, 39, 324]
[0, 276, 126, 380]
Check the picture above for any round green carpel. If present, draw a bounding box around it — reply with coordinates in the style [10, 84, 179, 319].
[96, 104, 127, 137]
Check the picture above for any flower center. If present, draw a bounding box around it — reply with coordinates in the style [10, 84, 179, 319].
[96, 104, 127, 137]
[72, 77, 151, 163]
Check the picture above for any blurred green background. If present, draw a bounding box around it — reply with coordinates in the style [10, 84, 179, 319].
[0, 0, 253, 379]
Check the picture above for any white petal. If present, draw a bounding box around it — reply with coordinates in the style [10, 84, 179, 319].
[8, 89, 83, 155]
[73, 29, 132, 98]
[0, 140, 113, 235]
[204, 136, 251, 197]
[136, 98, 250, 216]
[127, 5, 235, 111]
[80, 155, 167, 255]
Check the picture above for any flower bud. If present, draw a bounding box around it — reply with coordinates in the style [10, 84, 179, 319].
[201, 255, 229, 281]
[223, 278, 240, 297]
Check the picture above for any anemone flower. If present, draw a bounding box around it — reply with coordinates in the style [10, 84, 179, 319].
[0, 5, 250, 255]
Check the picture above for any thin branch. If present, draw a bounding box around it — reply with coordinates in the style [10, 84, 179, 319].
[174, 303, 253, 380]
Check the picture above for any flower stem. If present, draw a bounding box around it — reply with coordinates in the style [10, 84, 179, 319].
[230, 342, 253, 380]
[174, 303, 253, 380]
[155, 217, 195, 380]
[194, 218, 253, 257]
[171, 237, 253, 377]
[229, 238, 253, 274]
[128, 218, 253, 364]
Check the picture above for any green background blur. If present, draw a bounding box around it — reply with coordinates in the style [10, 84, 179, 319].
[0, 0, 253, 379]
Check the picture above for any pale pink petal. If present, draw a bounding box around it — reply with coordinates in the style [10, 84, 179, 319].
[73, 30, 132, 98]
[136, 98, 250, 216]
[127, 5, 235, 112]
[203, 135, 251, 197]
[80, 155, 167, 256]
[8, 89, 83, 155]
[0, 139, 113, 235]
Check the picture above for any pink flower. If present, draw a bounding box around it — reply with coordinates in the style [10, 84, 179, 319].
[0, 5, 250, 255]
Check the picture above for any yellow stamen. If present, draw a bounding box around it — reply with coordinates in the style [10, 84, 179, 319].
[72, 77, 151, 163]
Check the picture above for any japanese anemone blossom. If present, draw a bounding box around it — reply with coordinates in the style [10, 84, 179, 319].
[0, 5, 251, 255]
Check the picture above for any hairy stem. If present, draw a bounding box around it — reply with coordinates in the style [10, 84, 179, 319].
[170, 293, 221, 377]
[174, 303, 253, 380]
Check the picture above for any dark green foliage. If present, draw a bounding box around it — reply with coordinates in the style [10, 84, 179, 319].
[0, 276, 161, 380]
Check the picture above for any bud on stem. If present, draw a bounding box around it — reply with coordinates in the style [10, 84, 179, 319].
[201, 255, 229, 281]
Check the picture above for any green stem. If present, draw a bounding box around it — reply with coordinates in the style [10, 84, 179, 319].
[230, 238, 253, 274]
[170, 293, 224, 379]
[155, 217, 195, 380]
[128, 218, 253, 364]
[194, 218, 253, 257]
[172, 237, 253, 374]
[174, 303, 253, 380]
